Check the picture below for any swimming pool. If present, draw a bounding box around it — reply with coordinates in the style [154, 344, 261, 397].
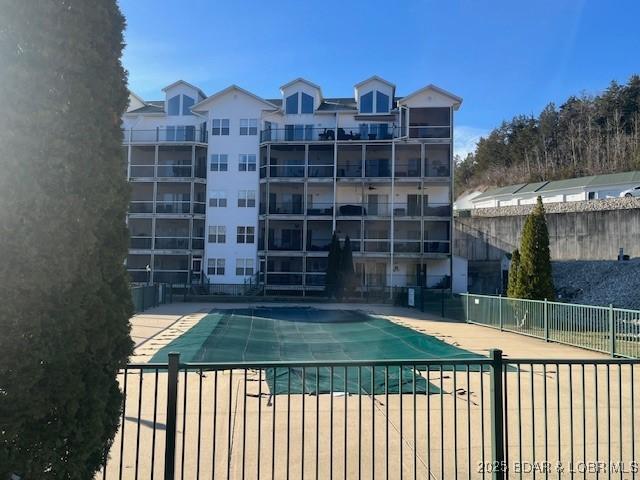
[150, 307, 479, 393]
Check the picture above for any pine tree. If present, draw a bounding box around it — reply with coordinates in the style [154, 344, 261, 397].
[338, 236, 356, 299]
[0, 2, 133, 477]
[515, 197, 555, 300]
[506, 249, 521, 297]
[325, 232, 341, 298]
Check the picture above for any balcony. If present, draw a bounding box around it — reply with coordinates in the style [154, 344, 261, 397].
[260, 125, 400, 143]
[265, 273, 304, 286]
[122, 127, 208, 144]
[392, 202, 451, 217]
[424, 241, 451, 254]
[155, 201, 191, 214]
[267, 201, 304, 215]
[129, 236, 152, 249]
[154, 237, 190, 250]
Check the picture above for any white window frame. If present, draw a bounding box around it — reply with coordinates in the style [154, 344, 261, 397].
[207, 258, 225, 275]
[208, 225, 226, 243]
[239, 154, 257, 172]
[238, 190, 256, 208]
[212, 118, 230, 136]
[239, 118, 258, 136]
[236, 226, 255, 244]
[210, 154, 228, 172]
[209, 191, 227, 207]
[236, 258, 254, 276]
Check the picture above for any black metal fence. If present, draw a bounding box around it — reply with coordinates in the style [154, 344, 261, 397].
[98, 351, 640, 479]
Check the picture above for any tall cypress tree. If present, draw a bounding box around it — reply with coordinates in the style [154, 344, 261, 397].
[506, 249, 521, 298]
[0, 2, 133, 478]
[516, 197, 555, 300]
[338, 236, 356, 299]
[325, 232, 341, 298]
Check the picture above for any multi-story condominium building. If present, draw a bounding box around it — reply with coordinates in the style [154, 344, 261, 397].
[122, 77, 462, 295]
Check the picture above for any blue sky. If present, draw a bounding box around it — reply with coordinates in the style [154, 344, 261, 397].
[120, 0, 640, 158]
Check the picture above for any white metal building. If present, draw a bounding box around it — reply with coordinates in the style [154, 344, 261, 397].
[471, 171, 640, 209]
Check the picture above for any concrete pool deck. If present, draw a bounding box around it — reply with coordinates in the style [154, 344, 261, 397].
[101, 302, 624, 479]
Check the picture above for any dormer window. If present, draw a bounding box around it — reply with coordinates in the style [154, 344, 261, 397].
[359, 90, 390, 114]
[167, 94, 195, 116]
[168, 95, 180, 115]
[285, 92, 314, 114]
[376, 91, 389, 113]
[360, 92, 373, 113]
[285, 94, 298, 114]
[301, 93, 314, 113]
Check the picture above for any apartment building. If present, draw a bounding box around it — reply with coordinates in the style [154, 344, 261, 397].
[122, 77, 461, 295]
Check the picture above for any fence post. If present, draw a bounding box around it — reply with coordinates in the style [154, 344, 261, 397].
[498, 294, 503, 331]
[489, 349, 506, 480]
[164, 353, 180, 480]
[465, 293, 470, 323]
[609, 304, 615, 357]
[544, 298, 549, 342]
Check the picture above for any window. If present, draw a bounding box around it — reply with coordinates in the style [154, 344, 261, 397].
[236, 226, 255, 244]
[208, 225, 226, 243]
[240, 118, 258, 135]
[301, 92, 314, 113]
[236, 258, 254, 276]
[207, 258, 225, 275]
[212, 118, 230, 135]
[182, 95, 195, 115]
[376, 91, 390, 113]
[239, 154, 257, 171]
[209, 191, 227, 207]
[167, 95, 180, 116]
[238, 190, 256, 208]
[360, 91, 373, 113]
[210, 154, 228, 171]
[285, 93, 298, 114]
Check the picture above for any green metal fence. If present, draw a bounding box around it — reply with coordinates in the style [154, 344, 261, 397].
[409, 288, 466, 321]
[463, 293, 640, 358]
[131, 283, 172, 313]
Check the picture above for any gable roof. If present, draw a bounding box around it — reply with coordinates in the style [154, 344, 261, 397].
[354, 75, 396, 89]
[279, 77, 323, 97]
[191, 85, 280, 113]
[161, 80, 206, 99]
[399, 84, 463, 109]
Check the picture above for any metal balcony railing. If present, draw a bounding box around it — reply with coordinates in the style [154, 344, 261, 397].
[260, 125, 401, 143]
[122, 127, 208, 144]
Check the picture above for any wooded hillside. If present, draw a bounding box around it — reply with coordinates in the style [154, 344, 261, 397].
[455, 75, 640, 194]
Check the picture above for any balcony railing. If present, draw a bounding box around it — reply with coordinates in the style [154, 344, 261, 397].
[128, 201, 205, 215]
[265, 272, 303, 285]
[260, 125, 401, 143]
[267, 201, 304, 215]
[129, 236, 152, 249]
[424, 240, 450, 254]
[155, 201, 191, 214]
[122, 127, 208, 144]
[408, 125, 451, 139]
[154, 237, 190, 250]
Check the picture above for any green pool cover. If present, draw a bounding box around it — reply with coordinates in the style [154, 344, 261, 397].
[150, 307, 481, 395]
